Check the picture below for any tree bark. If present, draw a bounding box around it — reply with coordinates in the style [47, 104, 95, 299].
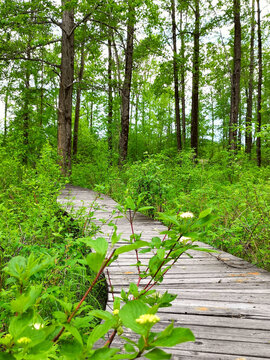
[3, 89, 8, 144]
[180, 9, 186, 146]
[119, 0, 135, 164]
[58, 0, 74, 175]
[190, 0, 200, 157]
[22, 48, 31, 165]
[256, 0, 262, 167]
[245, 0, 255, 155]
[229, 0, 241, 151]
[171, 0, 182, 151]
[73, 41, 85, 157]
[108, 36, 113, 165]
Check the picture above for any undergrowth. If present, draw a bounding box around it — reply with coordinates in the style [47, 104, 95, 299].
[71, 150, 270, 271]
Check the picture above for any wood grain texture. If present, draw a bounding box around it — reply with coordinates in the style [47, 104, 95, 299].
[58, 185, 270, 360]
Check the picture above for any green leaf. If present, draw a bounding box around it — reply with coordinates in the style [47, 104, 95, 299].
[59, 339, 82, 359]
[157, 249, 165, 260]
[199, 208, 212, 219]
[113, 297, 121, 311]
[3, 256, 27, 280]
[151, 237, 161, 249]
[124, 343, 136, 353]
[89, 348, 120, 360]
[115, 241, 149, 256]
[65, 324, 83, 345]
[116, 205, 124, 213]
[129, 283, 139, 298]
[111, 353, 137, 359]
[86, 252, 105, 273]
[53, 311, 67, 323]
[87, 319, 116, 349]
[155, 321, 174, 340]
[112, 230, 122, 246]
[9, 309, 34, 340]
[119, 300, 149, 335]
[152, 327, 195, 347]
[11, 285, 42, 314]
[194, 214, 217, 227]
[158, 213, 180, 227]
[80, 237, 108, 256]
[157, 292, 177, 308]
[125, 197, 136, 211]
[89, 310, 114, 321]
[145, 348, 171, 359]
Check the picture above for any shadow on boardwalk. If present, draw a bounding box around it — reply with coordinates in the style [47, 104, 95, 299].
[58, 185, 270, 360]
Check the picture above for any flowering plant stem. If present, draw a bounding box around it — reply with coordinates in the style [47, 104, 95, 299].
[52, 249, 116, 343]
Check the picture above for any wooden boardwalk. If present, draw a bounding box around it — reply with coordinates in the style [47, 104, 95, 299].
[58, 185, 270, 360]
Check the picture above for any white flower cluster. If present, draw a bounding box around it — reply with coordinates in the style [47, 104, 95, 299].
[180, 212, 194, 219]
[136, 314, 160, 325]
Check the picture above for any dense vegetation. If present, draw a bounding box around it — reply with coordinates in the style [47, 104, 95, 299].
[0, 0, 269, 358]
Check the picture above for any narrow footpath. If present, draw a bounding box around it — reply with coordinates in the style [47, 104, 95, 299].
[58, 185, 270, 360]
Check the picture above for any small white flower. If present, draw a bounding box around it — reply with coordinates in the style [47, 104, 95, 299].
[180, 236, 191, 242]
[180, 212, 194, 219]
[33, 323, 44, 330]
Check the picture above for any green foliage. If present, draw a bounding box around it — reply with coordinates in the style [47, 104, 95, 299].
[90, 151, 270, 271]
[1, 162, 211, 358]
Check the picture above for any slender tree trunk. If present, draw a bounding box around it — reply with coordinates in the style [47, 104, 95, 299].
[229, 0, 241, 151]
[180, 9, 186, 146]
[245, 0, 255, 155]
[22, 49, 31, 165]
[119, 0, 135, 163]
[39, 49, 44, 127]
[108, 36, 113, 165]
[190, 0, 200, 157]
[73, 41, 85, 157]
[238, 100, 242, 149]
[58, 0, 75, 175]
[3, 89, 8, 144]
[171, 0, 182, 151]
[211, 90, 214, 147]
[256, 0, 262, 166]
[135, 93, 139, 156]
[90, 102, 93, 132]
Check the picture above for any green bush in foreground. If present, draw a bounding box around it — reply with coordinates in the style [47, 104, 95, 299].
[0, 191, 216, 359]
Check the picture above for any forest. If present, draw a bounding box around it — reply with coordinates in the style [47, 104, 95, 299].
[0, 0, 269, 358]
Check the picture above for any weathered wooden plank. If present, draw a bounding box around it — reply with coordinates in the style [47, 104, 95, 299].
[58, 185, 270, 360]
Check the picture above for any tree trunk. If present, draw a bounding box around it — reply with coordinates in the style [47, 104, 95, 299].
[58, 0, 75, 175]
[119, 0, 135, 164]
[180, 9, 186, 146]
[135, 93, 139, 156]
[190, 0, 200, 157]
[229, 0, 241, 151]
[90, 102, 93, 132]
[3, 89, 8, 144]
[108, 36, 113, 165]
[22, 49, 31, 165]
[238, 100, 242, 149]
[73, 41, 85, 157]
[171, 0, 182, 151]
[245, 0, 255, 155]
[256, 0, 262, 167]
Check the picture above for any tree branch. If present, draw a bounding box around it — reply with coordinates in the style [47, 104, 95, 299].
[0, 56, 60, 69]
[68, 0, 104, 36]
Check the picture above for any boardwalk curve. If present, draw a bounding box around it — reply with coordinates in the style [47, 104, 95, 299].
[58, 185, 270, 360]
